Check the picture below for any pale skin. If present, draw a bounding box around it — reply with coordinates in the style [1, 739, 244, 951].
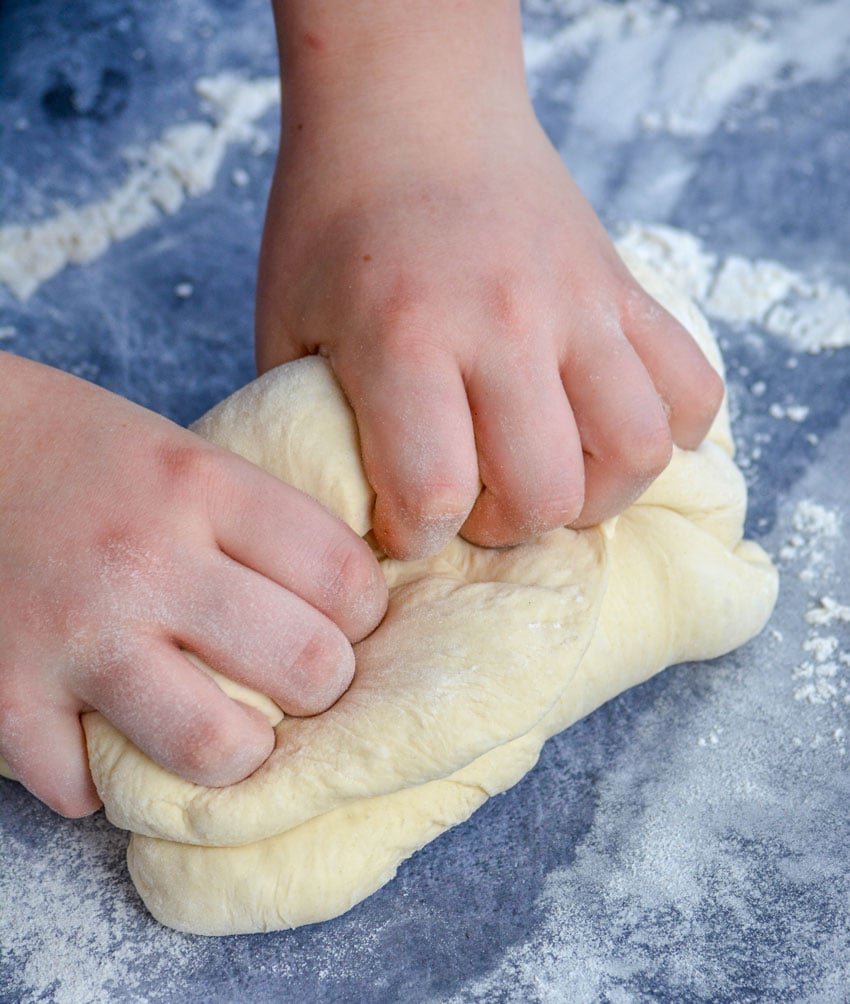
[257, 0, 724, 557]
[1, 0, 722, 817]
[0, 353, 388, 816]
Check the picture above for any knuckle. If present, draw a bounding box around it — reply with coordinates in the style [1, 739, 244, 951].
[290, 627, 354, 715]
[619, 274, 671, 328]
[378, 482, 475, 559]
[154, 438, 207, 483]
[378, 271, 427, 329]
[526, 489, 586, 534]
[503, 481, 585, 538]
[361, 279, 438, 355]
[676, 363, 725, 447]
[321, 537, 387, 636]
[153, 438, 218, 501]
[483, 271, 533, 334]
[87, 448, 211, 587]
[177, 714, 242, 780]
[698, 363, 726, 420]
[365, 284, 456, 369]
[48, 789, 101, 819]
[616, 419, 673, 481]
[399, 481, 476, 526]
[322, 536, 376, 599]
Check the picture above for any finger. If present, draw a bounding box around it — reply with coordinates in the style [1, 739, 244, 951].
[209, 451, 387, 643]
[76, 642, 276, 789]
[177, 553, 356, 717]
[339, 343, 479, 560]
[620, 284, 725, 450]
[563, 333, 673, 528]
[0, 698, 100, 817]
[461, 351, 585, 548]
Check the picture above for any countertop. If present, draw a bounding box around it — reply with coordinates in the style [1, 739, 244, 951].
[1, 1, 849, 1001]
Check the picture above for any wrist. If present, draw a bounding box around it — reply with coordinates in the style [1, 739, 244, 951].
[272, 0, 531, 152]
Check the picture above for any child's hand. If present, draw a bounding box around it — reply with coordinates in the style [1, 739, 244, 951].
[0, 354, 387, 816]
[256, 2, 724, 561]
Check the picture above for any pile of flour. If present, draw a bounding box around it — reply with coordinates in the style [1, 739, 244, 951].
[617, 222, 850, 355]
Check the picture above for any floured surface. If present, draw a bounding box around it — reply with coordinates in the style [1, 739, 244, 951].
[2, 0, 849, 999]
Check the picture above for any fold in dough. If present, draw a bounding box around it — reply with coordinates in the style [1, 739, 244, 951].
[84, 249, 778, 934]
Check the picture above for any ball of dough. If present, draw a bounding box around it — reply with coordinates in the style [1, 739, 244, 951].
[83, 250, 778, 934]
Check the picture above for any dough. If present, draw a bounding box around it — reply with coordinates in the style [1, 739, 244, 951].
[83, 249, 777, 934]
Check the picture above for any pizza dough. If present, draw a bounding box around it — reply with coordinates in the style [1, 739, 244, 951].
[80, 249, 777, 934]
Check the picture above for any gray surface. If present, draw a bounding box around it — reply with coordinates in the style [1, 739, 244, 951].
[2, 1, 849, 1001]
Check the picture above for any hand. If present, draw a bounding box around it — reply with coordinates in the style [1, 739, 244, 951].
[0, 354, 387, 816]
[256, 3, 723, 559]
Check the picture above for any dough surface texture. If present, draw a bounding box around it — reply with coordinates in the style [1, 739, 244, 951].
[83, 250, 778, 934]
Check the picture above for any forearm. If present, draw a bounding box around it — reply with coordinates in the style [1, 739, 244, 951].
[271, 1, 530, 152]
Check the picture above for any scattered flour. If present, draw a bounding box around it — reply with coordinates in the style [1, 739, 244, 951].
[806, 596, 850, 627]
[768, 403, 810, 423]
[0, 809, 194, 1004]
[524, 0, 850, 140]
[1, 3, 846, 999]
[2, 2, 848, 351]
[618, 222, 850, 354]
[0, 73, 279, 301]
[0, 40, 846, 366]
[775, 500, 850, 716]
[697, 726, 723, 748]
[778, 499, 841, 570]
